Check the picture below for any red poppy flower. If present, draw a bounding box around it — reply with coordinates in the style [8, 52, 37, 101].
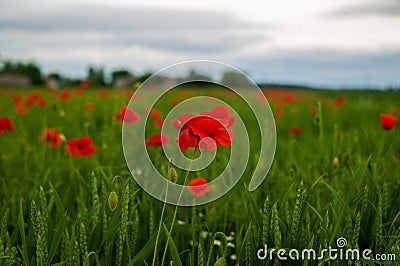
[309, 106, 318, 115]
[201, 105, 235, 128]
[117, 107, 140, 123]
[289, 126, 301, 135]
[98, 89, 109, 98]
[37, 98, 47, 107]
[39, 128, 62, 147]
[24, 92, 46, 107]
[59, 89, 71, 102]
[188, 178, 211, 197]
[170, 99, 179, 107]
[74, 87, 84, 95]
[15, 104, 27, 115]
[66, 136, 97, 156]
[12, 94, 22, 105]
[274, 108, 284, 117]
[149, 109, 162, 119]
[380, 114, 397, 130]
[0, 117, 14, 134]
[284, 93, 294, 103]
[80, 79, 90, 89]
[334, 96, 346, 107]
[145, 133, 169, 146]
[176, 105, 234, 150]
[154, 118, 164, 127]
[84, 103, 95, 111]
[171, 119, 181, 130]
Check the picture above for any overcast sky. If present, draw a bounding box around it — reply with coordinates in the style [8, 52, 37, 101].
[0, 0, 399, 88]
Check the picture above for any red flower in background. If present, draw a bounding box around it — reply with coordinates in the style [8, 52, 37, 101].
[59, 89, 72, 102]
[154, 118, 164, 127]
[66, 136, 97, 156]
[80, 80, 90, 89]
[149, 109, 162, 119]
[39, 128, 62, 147]
[274, 108, 284, 117]
[171, 119, 181, 130]
[145, 133, 169, 146]
[176, 105, 234, 150]
[334, 96, 346, 107]
[380, 114, 397, 130]
[117, 107, 140, 123]
[170, 99, 179, 107]
[308, 106, 318, 115]
[98, 89, 109, 98]
[284, 93, 294, 103]
[289, 126, 302, 135]
[15, 104, 27, 115]
[188, 178, 212, 197]
[84, 103, 95, 112]
[0, 117, 14, 134]
[12, 94, 22, 105]
[24, 92, 47, 107]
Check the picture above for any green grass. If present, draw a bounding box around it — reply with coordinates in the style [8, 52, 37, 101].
[0, 87, 399, 265]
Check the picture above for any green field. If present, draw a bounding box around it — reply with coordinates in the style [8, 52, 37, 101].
[0, 87, 399, 265]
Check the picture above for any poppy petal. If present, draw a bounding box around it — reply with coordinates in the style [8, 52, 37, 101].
[212, 129, 233, 146]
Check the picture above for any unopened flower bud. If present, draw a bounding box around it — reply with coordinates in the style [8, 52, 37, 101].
[168, 167, 177, 183]
[59, 133, 67, 143]
[332, 157, 339, 168]
[108, 191, 118, 211]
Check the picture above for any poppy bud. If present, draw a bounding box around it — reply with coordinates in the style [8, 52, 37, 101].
[168, 167, 177, 183]
[59, 133, 67, 143]
[332, 157, 339, 168]
[108, 191, 118, 211]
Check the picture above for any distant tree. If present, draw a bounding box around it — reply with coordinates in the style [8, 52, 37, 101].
[220, 71, 252, 88]
[87, 65, 106, 86]
[48, 72, 62, 80]
[111, 69, 131, 84]
[0, 60, 43, 85]
[18, 63, 43, 85]
[186, 69, 213, 81]
[136, 71, 153, 83]
[0, 60, 16, 72]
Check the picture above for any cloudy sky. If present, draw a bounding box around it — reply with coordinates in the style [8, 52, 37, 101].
[0, 0, 399, 88]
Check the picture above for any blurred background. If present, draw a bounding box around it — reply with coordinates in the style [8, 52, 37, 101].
[0, 0, 399, 89]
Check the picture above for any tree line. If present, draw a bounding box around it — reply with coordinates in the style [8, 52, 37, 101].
[0, 59, 154, 87]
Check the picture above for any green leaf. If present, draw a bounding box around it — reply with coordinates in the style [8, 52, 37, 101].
[18, 198, 29, 265]
[162, 223, 182, 266]
[128, 232, 163, 265]
[48, 213, 67, 265]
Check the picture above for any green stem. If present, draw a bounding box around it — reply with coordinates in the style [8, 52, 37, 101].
[160, 140, 200, 265]
[152, 160, 171, 265]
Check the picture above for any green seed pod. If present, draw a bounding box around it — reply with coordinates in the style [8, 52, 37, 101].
[168, 167, 177, 183]
[108, 191, 118, 212]
[332, 157, 339, 168]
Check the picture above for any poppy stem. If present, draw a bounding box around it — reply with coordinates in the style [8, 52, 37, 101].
[160, 139, 200, 265]
[111, 175, 123, 192]
[152, 160, 171, 266]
